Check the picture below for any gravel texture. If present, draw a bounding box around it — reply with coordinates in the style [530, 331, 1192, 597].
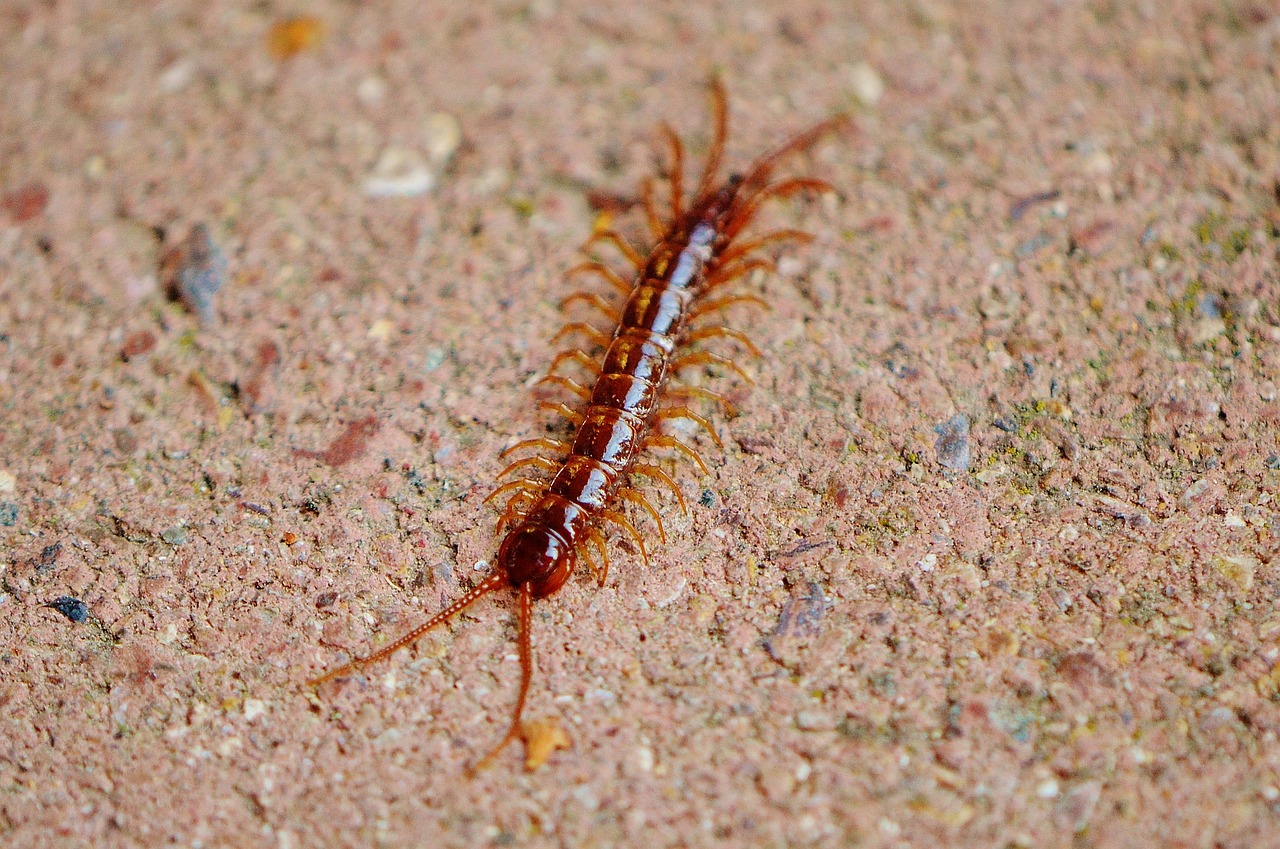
[2, 2, 1279, 847]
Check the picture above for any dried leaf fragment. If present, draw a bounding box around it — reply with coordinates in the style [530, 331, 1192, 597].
[522, 718, 571, 771]
[267, 16, 327, 59]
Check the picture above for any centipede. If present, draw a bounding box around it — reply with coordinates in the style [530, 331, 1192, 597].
[309, 79, 847, 770]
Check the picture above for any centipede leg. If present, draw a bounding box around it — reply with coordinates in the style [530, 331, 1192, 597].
[538, 401, 585, 427]
[656, 406, 724, 450]
[495, 491, 537, 536]
[581, 229, 643, 268]
[468, 581, 535, 775]
[646, 433, 711, 476]
[536, 373, 593, 401]
[546, 349, 602, 379]
[496, 455, 561, 479]
[500, 436, 570, 459]
[659, 121, 684, 221]
[585, 528, 611, 586]
[566, 261, 631, 296]
[705, 257, 775, 290]
[664, 383, 738, 417]
[601, 508, 649, 565]
[717, 229, 814, 265]
[725, 178, 836, 240]
[641, 178, 665, 239]
[688, 293, 771, 321]
[695, 77, 729, 199]
[671, 350, 753, 384]
[561, 291, 621, 323]
[685, 325, 762, 358]
[630, 462, 688, 515]
[550, 322, 611, 349]
[485, 477, 548, 504]
[734, 113, 849, 198]
[618, 486, 666, 543]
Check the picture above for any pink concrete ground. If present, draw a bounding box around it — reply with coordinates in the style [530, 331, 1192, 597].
[2, 2, 1279, 847]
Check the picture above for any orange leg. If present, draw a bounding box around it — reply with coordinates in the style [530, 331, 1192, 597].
[550, 322, 611, 349]
[501, 436, 569, 459]
[561, 291, 620, 323]
[641, 177, 665, 240]
[718, 229, 814, 265]
[537, 373, 592, 401]
[495, 491, 537, 536]
[657, 406, 723, 450]
[686, 325, 762, 358]
[671, 350, 753, 384]
[695, 77, 730, 199]
[584, 527, 611, 587]
[688, 293, 770, 321]
[497, 455, 561, 479]
[601, 508, 649, 565]
[467, 580, 534, 775]
[734, 113, 850, 197]
[485, 477, 547, 504]
[664, 383, 738, 417]
[546, 349, 601, 377]
[618, 486, 665, 543]
[647, 433, 711, 476]
[581, 229, 643, 268]
[659, 121, 684, 221]
[566, 260, 631, 296]
[630, 462, 688, 515]
[725, 178, 835, 240]
[706, 257, 776, 289]
[538, 401, 585, 427]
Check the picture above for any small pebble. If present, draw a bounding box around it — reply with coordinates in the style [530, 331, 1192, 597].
[356, 75, 387, 106]
[363, 146, 435, 198]
[848, 62, 885, 106]
[423, 112, 462, 165]
[1, 181, 50, 223]
[1036, 779, 1060, 799]
[157, 59, 196, 94]
[167, 223, 228, 327]
[44, 596, 89, 624]
[934, 414, 971, 471]
[795, 710, 836, 732]
[161, 526, 190, 546]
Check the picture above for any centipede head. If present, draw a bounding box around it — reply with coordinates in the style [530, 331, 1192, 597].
[497, 521, 576, 598]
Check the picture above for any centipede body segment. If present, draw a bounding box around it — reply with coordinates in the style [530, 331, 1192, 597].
[309, 80, 847, 770]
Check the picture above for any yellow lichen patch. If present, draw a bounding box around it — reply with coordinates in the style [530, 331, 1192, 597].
[267, 16, 327, 60]
[1256, 663, 1280, 699]
[1214, 554, 1257, 593]
[367, 318, 394, 341]
[522, 718, 570, 771]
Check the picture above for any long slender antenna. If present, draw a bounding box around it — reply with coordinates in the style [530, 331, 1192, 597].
[308, 570, 509, 687]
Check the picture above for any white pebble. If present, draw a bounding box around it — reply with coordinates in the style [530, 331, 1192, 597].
[423, 112, 462, 165]
[848, 62, 885, 107]
[363, 146, 435, 197]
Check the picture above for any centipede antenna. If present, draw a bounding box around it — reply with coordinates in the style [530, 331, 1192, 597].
[308, 570, 509, 687]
